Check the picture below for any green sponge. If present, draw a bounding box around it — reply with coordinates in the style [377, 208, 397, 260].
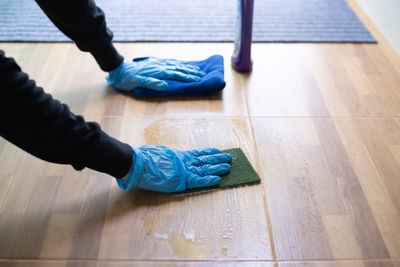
[173, 148, 261, 195]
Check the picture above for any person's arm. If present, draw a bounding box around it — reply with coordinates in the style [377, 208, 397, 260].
[0, 50, 232, 191]
[0, 50, 132, 178]
[34, 0, 123, 72]
[34, 0, 206, 92]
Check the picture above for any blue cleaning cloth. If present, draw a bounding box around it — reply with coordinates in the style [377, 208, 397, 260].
[133, 55, 226, 97]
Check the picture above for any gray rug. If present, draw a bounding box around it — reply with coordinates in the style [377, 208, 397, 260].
[0, 0, 376, 43]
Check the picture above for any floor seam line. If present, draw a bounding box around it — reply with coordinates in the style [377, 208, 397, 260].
[241, 73, 278, 263]
[0, 258, 397, 262]
[91, 115, 400, 119]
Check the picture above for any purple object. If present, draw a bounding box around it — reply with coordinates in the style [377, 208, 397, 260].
[231, 0, 254, 73]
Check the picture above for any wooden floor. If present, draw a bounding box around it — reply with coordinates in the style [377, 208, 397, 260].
[1, 0, 400, 266]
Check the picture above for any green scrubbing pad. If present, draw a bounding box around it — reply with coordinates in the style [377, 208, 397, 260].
[173, 148, 261, 195]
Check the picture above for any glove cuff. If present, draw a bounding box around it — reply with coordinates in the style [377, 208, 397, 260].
[116, 146, 143, 191]
[106, 61, 125, 86]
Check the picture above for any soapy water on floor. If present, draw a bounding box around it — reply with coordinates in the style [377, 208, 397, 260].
[139, 118, 270, 258]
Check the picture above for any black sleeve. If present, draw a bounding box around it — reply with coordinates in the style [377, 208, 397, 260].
[0, 50, 133, 178]
[34, 0, 123, 72]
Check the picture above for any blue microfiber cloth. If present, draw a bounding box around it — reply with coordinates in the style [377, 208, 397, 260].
[133, 55, 226, 97]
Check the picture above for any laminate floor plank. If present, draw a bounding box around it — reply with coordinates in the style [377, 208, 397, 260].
[0, 117, 271, 260]
[253, 118, 399, 260]
[246, 42, 400, 117]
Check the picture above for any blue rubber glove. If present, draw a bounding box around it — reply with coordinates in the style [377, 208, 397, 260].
[106, 57, 206, 91]
[117, 146, 232, 193]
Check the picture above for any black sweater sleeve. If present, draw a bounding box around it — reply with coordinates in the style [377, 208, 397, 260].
[34, 0, 123, 72]
[0, 51, 133, 178]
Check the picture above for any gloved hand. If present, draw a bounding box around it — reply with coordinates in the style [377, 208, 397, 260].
[117, 146, 232, 193]
[106, 57, 206, 91]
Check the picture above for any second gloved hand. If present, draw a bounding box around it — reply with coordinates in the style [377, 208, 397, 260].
[106, 57, 206, 91]
[117, 146, 232, 193]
